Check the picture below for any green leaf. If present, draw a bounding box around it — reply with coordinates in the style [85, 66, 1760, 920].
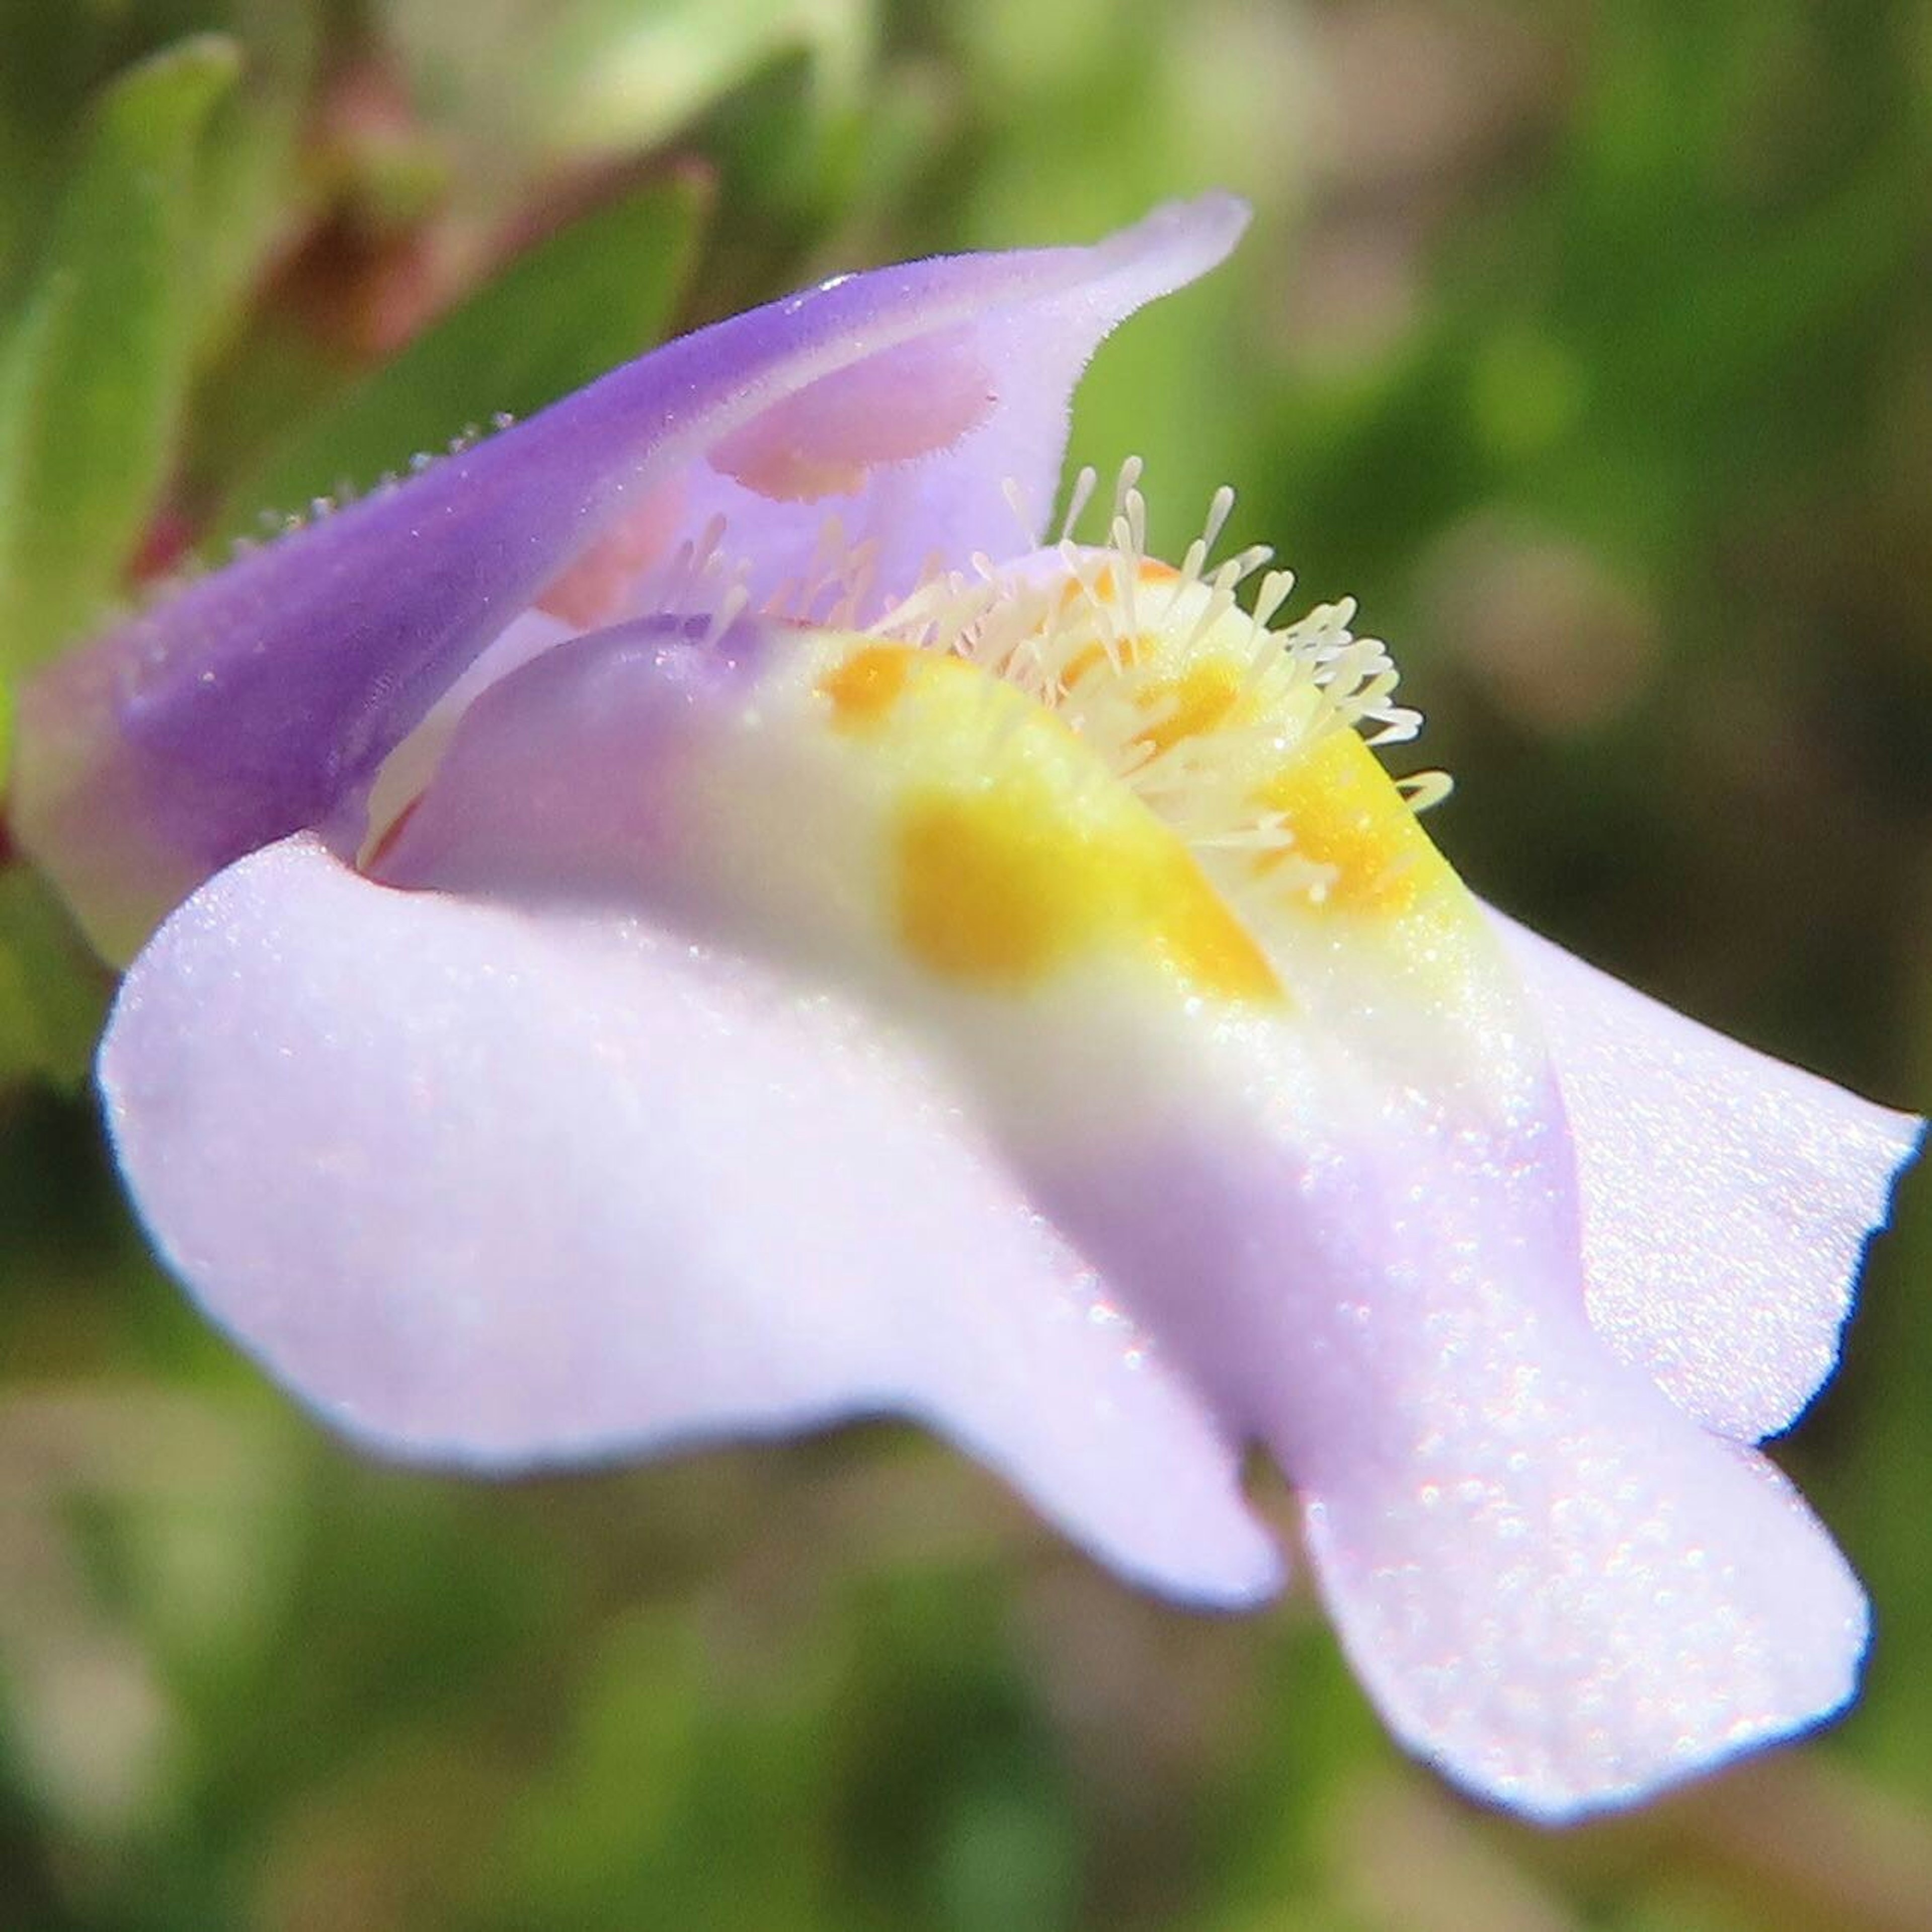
[0, 34, 240, 678]
[386, 0, 869, 171]
[0, 0, 126, 294]
[185, 4, 323, 364]
[0, 860, 109, 1091]
[540, 0, 870, 162]
[212, 167, 712, 541]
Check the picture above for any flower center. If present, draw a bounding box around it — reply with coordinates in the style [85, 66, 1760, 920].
[859, 461, 1457, 927]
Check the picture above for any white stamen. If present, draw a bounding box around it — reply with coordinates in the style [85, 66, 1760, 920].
[1399, 770, 1455, 813]
[858, 461, 1450, 900]
[526, 458, 1448, 904]
[699, 581, 751, 650]
[1058, 466, 1098, 544]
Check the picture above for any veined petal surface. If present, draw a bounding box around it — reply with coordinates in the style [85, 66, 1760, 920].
[19, 195, 1246, 963]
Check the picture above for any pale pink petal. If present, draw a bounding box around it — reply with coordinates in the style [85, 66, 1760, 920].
[371, 615, 1871, 1816]
[99, 833, 1280, 1608]
[1492, 912, 1923, 1442]
[104, 609, 1878, 1815]
[1306, 1427, 1866, 1822]
[1034, 1087, 1868, 1822]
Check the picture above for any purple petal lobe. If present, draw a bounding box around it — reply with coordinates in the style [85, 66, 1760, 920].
[1494, 911, 1924, 1441]
[19, 195, 1247, 962]
[100, 831, 1280, 1608]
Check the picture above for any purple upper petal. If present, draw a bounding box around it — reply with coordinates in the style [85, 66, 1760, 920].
[16, 195, 1247, 962]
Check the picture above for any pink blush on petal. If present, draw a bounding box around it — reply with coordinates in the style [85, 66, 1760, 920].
[535, 481, 689, 627]
[709, 336, 998, 502]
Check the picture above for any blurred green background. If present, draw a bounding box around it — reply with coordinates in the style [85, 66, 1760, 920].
[3, 1, 1929, 1925]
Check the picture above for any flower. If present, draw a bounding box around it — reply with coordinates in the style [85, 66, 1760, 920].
[15, 197, 1921, 1823]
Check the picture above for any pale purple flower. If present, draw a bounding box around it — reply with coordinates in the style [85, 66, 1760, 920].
[15, 198, 1921, 1822]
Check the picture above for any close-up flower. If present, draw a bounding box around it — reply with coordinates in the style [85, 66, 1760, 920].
[14, 196, 1920, 1828]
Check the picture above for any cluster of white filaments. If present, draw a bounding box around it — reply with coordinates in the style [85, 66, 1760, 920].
[546, 458, 1453, 903]
[863, 460, 1453, 858]
[612, 460, 1453, 893]
[613, 507, 897, 651]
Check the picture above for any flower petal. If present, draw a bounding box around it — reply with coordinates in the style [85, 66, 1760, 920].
[371, 615, 1869, 1817]
[1039, 1098, 1869, 1822]
[100, 829, 1281, 1608]
[1304, 1396, 1867, 1822]
[1493, 912, 1924, 1442]
[19, 195, 1247, 962]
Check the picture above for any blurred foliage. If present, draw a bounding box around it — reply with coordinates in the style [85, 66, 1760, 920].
[2, 0, 1929, 1927]
[207, 166, 709, 541]
[0, 34, 239, 685]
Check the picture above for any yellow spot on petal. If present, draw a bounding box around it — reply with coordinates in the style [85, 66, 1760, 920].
[1061, 641, 1107, 688]
[820, 643, 915, 730]
[809, 631, 1282, 1005]
[1060, 563, 1117, 609]
[897, 793, 1075, 984]
[1059, 632, 1151, 696]
[896, 777, 1281, 1004]
[1257, 730, 1457, 917]
[1134, 657, 1244, 759]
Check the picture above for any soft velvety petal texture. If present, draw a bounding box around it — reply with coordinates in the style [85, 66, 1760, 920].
[99, 829, 1281, 1609]
[1493, 912, 1924, 1442]
[361, 618, 1866, 1818]
[1041, 1101, 1867, 1824]
[16, 195, 1246, 963]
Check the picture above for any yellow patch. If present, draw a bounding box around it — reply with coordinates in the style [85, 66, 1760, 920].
[1060, 641, 1107, 689]
[1133, 658, 1244, 759]
[820, 643, 915, 730]
[1059, 631, 1149, 695]
[1059, 563, 1117, 610]
[1257, 731, 1456, 917]
[896, 784, 1280, 1003]
[822, 645, 1282, 1006]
